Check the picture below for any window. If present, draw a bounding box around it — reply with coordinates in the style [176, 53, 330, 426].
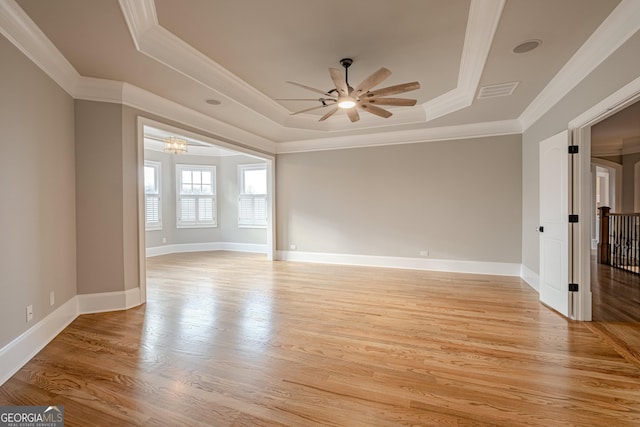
[176, 164, 217, 228]
[238, 164, 267, 228]
[144, 161, 162, 231]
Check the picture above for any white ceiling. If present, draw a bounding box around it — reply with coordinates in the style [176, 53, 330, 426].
[6, 0, 639, 153]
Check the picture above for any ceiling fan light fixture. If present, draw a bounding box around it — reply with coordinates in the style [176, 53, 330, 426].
[284, 58, 419, 122]
[337, 96, 356, 109]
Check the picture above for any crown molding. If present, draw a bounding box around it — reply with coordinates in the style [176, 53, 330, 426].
[591, 139, 623, 157]
[592, 141, 640, 157]
[282, 104, 428, 133]
[0, 0, 79, 95]
[119, 0, 289, 126]
[275, 119, 522, 154]
[592, 150, 622, 157]
[622, 137, 640, 155]
[423, 0, 506, 121]
[7, 0, 634, 155]
[74, 77, 125, 103]
[0, 0, 515, 156]
[423, 87, 469, 121]
[117, 0, 505, 132]
[519, 0, 640, 131]
[117, 0, 157, 49]
[1, 0, 515, 152]
[121, 81, 276, 153]
[568, 74, 640, 130]
[459, 0, 505, 95]
[74, 76, 276, 153]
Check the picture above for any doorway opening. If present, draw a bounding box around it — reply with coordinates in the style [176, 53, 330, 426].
[567, 76, 640, 322]
[570, 82, 640, 364]
[589, 99, 640, 322]
[136, 117, 276, 304]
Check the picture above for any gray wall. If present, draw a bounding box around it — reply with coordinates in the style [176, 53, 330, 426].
[522, 30, 640, 274]
[75, 101, 127, 294]
[0, 35, 76, 348]
[144, 152, 267, 248]
[75, 103, 142, 294]
[277, 135, 522, 262]
[622, 153, 640, 212]
[219, 155, 268, 245]
[144, 149, 221, 247]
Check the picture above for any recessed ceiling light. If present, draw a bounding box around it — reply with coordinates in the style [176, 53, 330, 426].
[512, 39, 541, 54]
[205, 99, 221, 105]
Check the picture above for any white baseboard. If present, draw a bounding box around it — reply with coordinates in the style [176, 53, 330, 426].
[1, 241, 261, 386]
[520, 265, 540, 292]
[276, 250, 522, 276]
[0, 296, 78, 386]
[78, 287, 143, 314]
[125, 286, 141, 309]
[0, 287, 145, 386]
[146, 242, 267, 257]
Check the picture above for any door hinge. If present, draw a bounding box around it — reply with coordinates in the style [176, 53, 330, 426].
[569, 283, 579, 292]
[568, 145, 579, 154]
[568, 214, 579, 223]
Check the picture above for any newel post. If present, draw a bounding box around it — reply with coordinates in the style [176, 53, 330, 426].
[598, 206, 611, 265]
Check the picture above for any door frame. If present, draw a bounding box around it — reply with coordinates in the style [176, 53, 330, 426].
[568, 76, 640, 321]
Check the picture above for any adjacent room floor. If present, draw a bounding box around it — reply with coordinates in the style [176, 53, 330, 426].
[1, 251, 640, 426]
[588, 255, 640, 369]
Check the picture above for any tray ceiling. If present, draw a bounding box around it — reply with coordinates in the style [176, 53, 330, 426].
[7, 0, 635, 152]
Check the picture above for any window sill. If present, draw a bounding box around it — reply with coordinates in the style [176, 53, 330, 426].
[176, 224, 217, 229]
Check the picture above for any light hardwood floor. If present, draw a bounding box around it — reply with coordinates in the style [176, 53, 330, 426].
[2, 251, 640, 426]
[589, 256, 640, 370]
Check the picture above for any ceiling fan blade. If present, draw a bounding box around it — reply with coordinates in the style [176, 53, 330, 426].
[346, 108, 360, 123]
[364, 82, 420, 98]
[275, 98, 333, 101]
[360, 103, 393, 118]
[319, 107, 339, 121]
[362, 97, 417, 107]
[291, 104, 334, 115]
[351, 67, 392, 97]
[286, 81, 336, 97]
[329, 68, 349, 96]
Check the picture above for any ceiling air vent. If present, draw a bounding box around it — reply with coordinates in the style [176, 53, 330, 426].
[477, 82, 520, 99]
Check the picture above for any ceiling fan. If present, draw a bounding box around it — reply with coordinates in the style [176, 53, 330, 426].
[277, 58, 420, 122]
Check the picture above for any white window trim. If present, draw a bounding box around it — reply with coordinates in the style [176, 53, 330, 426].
[176, 164, 217, 229]
[238, 163, 268, 229]
[144, 160, 162, 231]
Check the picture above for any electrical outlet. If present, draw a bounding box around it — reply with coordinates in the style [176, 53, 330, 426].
[419, 250, 429, 257]
[162, 237, 167, 244]
[50, 291, 55, 306]
[26, 305, 33, 322]
[290, 244, 297, 250]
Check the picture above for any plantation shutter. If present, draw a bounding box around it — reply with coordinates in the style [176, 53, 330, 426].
[238, 194, 267, 226]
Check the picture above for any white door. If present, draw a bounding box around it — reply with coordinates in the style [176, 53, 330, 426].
[539, 130, 570, 317]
